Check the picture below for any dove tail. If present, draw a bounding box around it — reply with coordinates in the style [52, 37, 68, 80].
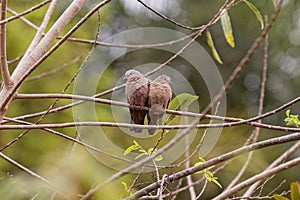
[147, 104, 164, 135]
[130, 119, 142, 133]
[148, 118, 157, 135]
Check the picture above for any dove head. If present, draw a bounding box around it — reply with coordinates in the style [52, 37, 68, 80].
[124, 69, 144, 80]
[153, 75, 171, 85]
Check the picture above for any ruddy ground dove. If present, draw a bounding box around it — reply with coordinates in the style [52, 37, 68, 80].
[147, 75, 172, 135]
[124, 70, 150, 132]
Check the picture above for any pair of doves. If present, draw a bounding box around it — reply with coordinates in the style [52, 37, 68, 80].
[124, 70, 172, 135]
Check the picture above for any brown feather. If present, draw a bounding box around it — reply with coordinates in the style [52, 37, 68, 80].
[124, 70, 149, 132]
[147, 75, 172, 135]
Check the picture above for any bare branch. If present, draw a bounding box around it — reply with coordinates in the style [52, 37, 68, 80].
[224, 16, 270, 192]
[0, 0, 91, 121]
[184, 108, 196, 200]
[26, 56, 82, 81]
[212, 157, 300, 200]
[0, 0, 51, 25]
[204, 0, 283, 115]
[18, 0, 58, 67]
[129, 132, 300, 199]
[12, 93, 300, 132]
[7, 7, 39, 30]
[0, 0, 12, 87]
[243, 140, 300, 197]
[1, 117, 139, 166]
[0, 152, 69, 199]
[137, 0, 202, 30]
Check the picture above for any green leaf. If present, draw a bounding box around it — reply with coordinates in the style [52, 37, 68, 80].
[284, 110, 300, 127]
[243, 0, 264, 30]
[221, 9, 235, 48]
[124, 140, 141, 155]
[286, 109, 291, 117]
[121, 181, 128, 190]
[147, 148, 155, 154]
[133, 140, 140, 146]
[154, 155, 163, 162]
[135, 152, 148, 160]
[272, 0, 277, 7]
[273, 194, 289, 200]
[206, 29, 223, 64]
[138, 149, 147, 154]
[166, 93, 199, 123]
[211, 177, 222, 188]
[291, 181, 300, 200]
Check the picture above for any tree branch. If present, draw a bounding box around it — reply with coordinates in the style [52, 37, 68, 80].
[0, 0, 51, 25]
[0, 152, 69, 199]
[0, 0, 90, 121]
[18, 0, 58, 67]
[128, 132, 300, 199]
[0, 0, 12, 87]
[212, 157, 300, 200]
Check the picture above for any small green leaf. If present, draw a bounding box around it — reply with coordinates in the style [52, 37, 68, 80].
[243, 0, 264, 30]
[124, 141, 141, 155]
[211, 177, 222, 188]
[135, 152, 148, 160]
[221, 9, 235, 48]
[206, 29, 223, 64]
[154, 155, 163, 162]
[284, 110, 300, 127]
[166, 93, 199, 123]
[272, 0, 277, 7]
[138, 149, 147, 154]
[291, 181, 300, 200]
[273, 194, 289, 200]
[121, 181, 128, 190]
[133, 140, 140, 146]
[148, 148, 155, 154]
[286, 109, 291, 117]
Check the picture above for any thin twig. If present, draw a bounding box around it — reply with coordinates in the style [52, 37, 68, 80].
[212, 157, 300, 200]
[224, 16, 270, 192]
[1, 119, 299, 132]
[137, 0, 202, 31]
[0, 0, 52, 25]
[0, 0, 12, 87]
[7, 7, 39, 30]
[128, 132, 300, 199]
[0, 152, 69, 199]
[0, 0, 92, 121]
[0, 117, 135, 165]
[26, 56, 82, 81]
[184, 107, 196, 200]
[203, 0, 283, 116]
[18, 0, 58, 67]
[243, 140, 300, 197]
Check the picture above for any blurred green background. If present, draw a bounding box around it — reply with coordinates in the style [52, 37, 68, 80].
[0, 0, 299, 199]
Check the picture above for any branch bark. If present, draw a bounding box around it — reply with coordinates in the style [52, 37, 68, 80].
[212, 157, 300, 200]
[128, 132, 300, 199]
[0, 0, 89, 121]
[0, 0, 12, 87]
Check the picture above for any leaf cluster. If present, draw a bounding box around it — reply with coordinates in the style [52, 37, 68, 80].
[194, 157, 222, 188]
[285, 110, 300, 128]
[124, 140, 163, 162]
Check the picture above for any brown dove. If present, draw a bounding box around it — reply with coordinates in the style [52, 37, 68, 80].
[147, 75, 172, 135]
[124, 70, 150, 132]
